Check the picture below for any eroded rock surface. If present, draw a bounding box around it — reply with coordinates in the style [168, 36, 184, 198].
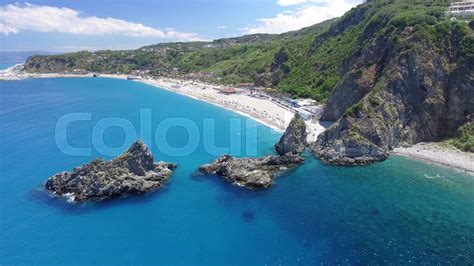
[310, 6, 473, 165]
[275, 112, 307, 156]
[198, 154, 304, 189]
[45, 141, 176, 202]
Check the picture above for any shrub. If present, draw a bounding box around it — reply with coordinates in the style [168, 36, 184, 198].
[447, 122, 474, 152]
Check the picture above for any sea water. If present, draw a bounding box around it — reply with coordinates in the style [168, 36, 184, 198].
[0, 77, 473, 265]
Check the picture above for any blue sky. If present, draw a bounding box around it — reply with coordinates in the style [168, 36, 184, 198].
[0, 0, 362, 52]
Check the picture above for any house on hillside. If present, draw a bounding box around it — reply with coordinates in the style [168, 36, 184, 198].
[447, 0, 474, 17]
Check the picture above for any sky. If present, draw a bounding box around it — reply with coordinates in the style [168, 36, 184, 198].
[0, 0, 362, 52]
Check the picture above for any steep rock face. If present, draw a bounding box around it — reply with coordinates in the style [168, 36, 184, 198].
[199, 113, 307, 189]
[321, 32, 395, 121]
[45, 141, 176, 202]
[313, 22, 474, 165]
[25, 55, 77, 73]
[275, 112, 307, 155]
[270, 48, 291, 86]
[310, 119, 389, 165]
[310, 3, 370, 51]
[198, 154, 304, 189]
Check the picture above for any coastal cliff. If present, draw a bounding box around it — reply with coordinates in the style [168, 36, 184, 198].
[45, 141, 176, 202]
[310, 1, 473, 165]
[22, 1, 473, 166]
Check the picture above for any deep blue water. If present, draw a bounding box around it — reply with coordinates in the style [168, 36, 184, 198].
[0, 77, 473, 265]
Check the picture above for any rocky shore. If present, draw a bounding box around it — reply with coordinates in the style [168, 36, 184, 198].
[307, 5, 473, 166]
[198, 154, 304, 188]
[3, 66, 471, 173]
[275, 112, 307, 156]
[310, 125, 389, 166]
[45, 141, 176, 202]
[199, 113, 307, 188]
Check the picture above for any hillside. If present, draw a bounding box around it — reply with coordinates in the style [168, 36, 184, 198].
[311, 0, 473, 164]
[23, 0, 474, 165]
[23, 18, 335, 101]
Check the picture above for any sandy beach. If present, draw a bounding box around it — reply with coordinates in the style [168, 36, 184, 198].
[393, 143, 474, 175]
[0, 64, 327, 136]
[140, 77, 294, 132]
[2, 65, 472, 174]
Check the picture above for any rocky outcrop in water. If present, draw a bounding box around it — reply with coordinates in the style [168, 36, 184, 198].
[199, 113, 307, 189]
[198, 154, 304, 189]
[45, 141, 176, 202]
[275, 112, 307, 155]
[310, 122, 389, 165]
[24, 2, 472, 167]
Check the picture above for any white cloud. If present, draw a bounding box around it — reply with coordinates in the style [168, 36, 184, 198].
[217, 25, 227, 30]
[0, 3, 204, 41]
[244, 0, 359, 34]
[277, 0, 311, 6]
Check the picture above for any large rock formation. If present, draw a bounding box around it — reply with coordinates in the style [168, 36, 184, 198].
[310, 121, 389, 165]
[310, 2, 473, 165]
[199, 113, 307, 189]
[45, 141, 176, 202]
[22, 2, 472, 167]
[275, 112, 307, 156]
[198, 154, 304, 189]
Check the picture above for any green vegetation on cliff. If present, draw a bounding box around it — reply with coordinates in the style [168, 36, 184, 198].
[23, 0, 474, 163]
[24, 1, 472, 105]
[24, 19, 332, 100]
[446, 122, 474, 152]
[312, 0, 473, 164]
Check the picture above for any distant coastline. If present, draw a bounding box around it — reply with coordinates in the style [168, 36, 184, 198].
[1, 64, 472, 175]
[0, 64, 327, 139]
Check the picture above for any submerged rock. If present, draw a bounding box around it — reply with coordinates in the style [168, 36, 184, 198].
[275, 112, 307, 155]
[198, 154, 304, 189]
[45, 141, 176, 202]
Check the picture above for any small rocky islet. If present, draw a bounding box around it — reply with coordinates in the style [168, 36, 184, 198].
[198, 154, 305, 189]
[45, 114, 308, 202]
[199, 113, 307, 189]
[44, 141, 176, 202]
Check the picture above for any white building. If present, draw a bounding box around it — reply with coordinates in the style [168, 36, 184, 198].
[447, 0, 474, 16]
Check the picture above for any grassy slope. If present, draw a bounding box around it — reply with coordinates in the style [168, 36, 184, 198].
[25, 0, 472, 104]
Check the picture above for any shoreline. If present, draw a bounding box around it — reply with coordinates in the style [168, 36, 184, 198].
[393, 143, 474, 175]
[0, 66, 296, 132]
[2, 66, 472, 175]
[138, 78, 291, 133]
[0, 66, 329, 138]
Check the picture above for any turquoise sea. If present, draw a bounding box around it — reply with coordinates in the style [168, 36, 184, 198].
[0, 75, 473, 264]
